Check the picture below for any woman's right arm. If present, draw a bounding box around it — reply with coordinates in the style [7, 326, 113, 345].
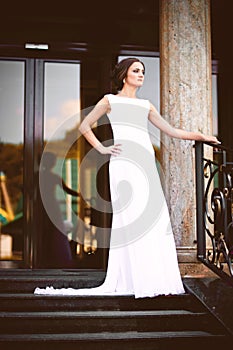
[79, 96, 121, 156]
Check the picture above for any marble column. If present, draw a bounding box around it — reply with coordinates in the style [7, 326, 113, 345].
[159, 0, 213, 265]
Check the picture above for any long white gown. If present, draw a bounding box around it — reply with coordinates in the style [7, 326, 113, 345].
[34, 94, 185, 299]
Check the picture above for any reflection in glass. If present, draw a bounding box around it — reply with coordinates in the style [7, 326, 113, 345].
[42, 62, 83, 267]
[212, 74, 218, 136]
[0, 60, 24, 262]
[39, 151, 79, 268]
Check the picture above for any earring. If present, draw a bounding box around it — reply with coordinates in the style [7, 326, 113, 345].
[123, 78, 126, 84]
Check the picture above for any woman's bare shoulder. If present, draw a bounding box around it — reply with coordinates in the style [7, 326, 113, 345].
[96, 94, 111, 113]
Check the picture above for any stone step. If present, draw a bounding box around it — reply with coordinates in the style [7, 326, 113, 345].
[0, 271, 231, 348]
[0, 292, 205, 312]
[0, 331, 228, 350]
[0, 309, 218, 334]
[0, 269, 105, 293]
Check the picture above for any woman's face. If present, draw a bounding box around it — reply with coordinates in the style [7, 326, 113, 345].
[125, 62, 145, 88]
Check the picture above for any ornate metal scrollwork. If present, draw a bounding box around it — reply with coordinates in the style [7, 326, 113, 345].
[203, 154, 233, 276]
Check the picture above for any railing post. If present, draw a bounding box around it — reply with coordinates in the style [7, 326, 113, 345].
[195, 141, 206, 260]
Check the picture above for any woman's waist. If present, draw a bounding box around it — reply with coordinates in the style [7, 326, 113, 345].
[113, 137, 154, 151]
[110, 141, 155, 163]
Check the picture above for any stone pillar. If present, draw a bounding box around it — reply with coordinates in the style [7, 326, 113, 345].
[159, 0, 213, 267]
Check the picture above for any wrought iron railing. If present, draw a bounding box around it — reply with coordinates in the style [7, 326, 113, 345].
[195, 141, 233, 282]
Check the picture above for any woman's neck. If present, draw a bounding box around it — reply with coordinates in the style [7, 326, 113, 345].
[118, 86, 137, 98]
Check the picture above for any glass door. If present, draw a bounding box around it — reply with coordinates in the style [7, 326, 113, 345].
[38, 60, 81, 268]
[0, 59, 25, 267]
[0, 56, 122, 270]
[0, 58, 82, 268]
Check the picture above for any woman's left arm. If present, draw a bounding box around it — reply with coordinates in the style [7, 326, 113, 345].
[148, 103, 220, 144]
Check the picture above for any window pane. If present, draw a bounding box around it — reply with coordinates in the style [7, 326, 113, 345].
[41, 62, 80, 268]
[44, 62, 81, 141]
[212, 74, 218, 136]
[0, 60, 24, 263]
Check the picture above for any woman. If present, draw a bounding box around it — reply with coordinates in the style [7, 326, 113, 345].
[35, 57, 219, 298]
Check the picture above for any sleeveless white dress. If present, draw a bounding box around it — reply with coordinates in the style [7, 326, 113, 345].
[34, 94, 185, 299]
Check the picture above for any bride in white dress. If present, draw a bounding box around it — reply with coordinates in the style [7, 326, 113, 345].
[34, 57, 219, 299]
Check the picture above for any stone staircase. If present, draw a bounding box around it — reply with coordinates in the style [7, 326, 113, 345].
[0, 270, 231, 349]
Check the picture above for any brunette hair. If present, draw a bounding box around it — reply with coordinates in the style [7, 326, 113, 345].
[112, 57, 145, 91]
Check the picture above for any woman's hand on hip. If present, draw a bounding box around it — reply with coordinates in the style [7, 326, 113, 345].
[96, 144, 122, 156]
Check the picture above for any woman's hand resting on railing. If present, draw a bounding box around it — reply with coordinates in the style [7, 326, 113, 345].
[199, 134, 221, 145]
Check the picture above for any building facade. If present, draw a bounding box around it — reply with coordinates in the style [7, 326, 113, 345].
[0, 0, 232, 274]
